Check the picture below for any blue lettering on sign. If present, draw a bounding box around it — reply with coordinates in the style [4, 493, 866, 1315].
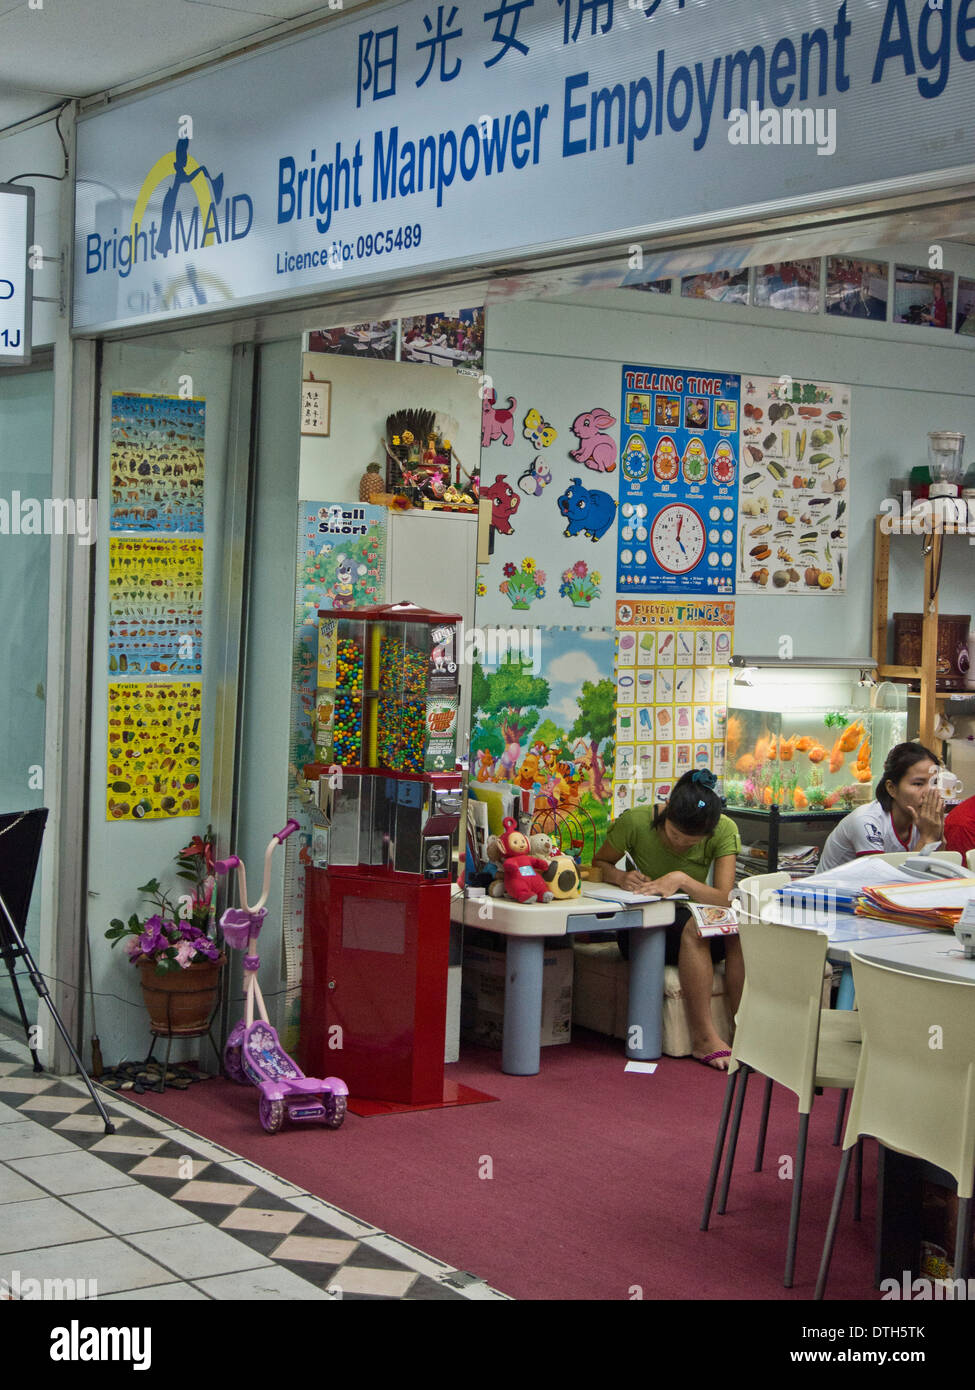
[483, 0, 533, 66]
[872, 0, 966, 99]
[416, 4, 464, 85]
[357, 27, 399, 106]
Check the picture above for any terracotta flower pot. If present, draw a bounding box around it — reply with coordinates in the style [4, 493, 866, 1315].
[139, 955, 224, 1036]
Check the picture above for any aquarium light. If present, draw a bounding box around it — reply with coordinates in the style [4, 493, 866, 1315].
[729, 656, 876, 670]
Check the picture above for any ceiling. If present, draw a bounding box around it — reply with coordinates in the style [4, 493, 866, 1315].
[0, 0, 367, 131]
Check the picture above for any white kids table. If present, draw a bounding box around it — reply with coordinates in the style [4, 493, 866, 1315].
[450, 889, 676, 1075]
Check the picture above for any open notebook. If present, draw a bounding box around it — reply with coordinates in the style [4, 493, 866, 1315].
[583, 884, 689, 905]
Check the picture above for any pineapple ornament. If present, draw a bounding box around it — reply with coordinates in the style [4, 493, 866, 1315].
[359, 462, 384, 504]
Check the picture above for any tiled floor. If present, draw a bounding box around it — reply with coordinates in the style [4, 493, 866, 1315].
[0, 1038, 507, 1301]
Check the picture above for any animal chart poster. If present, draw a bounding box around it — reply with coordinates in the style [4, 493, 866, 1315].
[109, 392, 205, 532]
[106, 681, 202, 821]
[736, 375, 850, 595]
[108, 538, 203, 676]
[612, 599, 733, 813]
[618, 364, 740, 596]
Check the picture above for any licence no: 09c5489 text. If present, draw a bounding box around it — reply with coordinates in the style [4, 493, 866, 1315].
[275, 224, 422, 275]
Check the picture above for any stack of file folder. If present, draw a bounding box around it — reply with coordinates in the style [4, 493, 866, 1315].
[855, 877, 975, 931]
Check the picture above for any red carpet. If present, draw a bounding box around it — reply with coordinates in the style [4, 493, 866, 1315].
[128, 1030, 881, 1302]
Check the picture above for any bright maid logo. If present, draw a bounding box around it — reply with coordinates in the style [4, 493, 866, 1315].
[85, 132, 253, 282]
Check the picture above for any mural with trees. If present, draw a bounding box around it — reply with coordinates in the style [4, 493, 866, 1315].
[469, 629, 617, 862]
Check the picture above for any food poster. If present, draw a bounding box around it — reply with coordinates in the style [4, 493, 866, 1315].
[109, 392, 205, 533]
[618, 364, 740, 596]
[612, 599, 733, 813]
[281, 502, 388, 1007]
[108, 538, 203, 676]
[736, 376, 850, 594]
[468, 626, 616, 863]
[106, 681, 202, 820]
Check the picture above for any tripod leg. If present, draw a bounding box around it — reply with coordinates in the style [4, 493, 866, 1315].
[0, 937, 42, 1071]
[37, 995, 116, 1133]
[0, 892, 115, 1133]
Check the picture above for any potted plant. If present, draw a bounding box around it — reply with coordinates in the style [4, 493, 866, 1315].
[105, 829, 224, 1036]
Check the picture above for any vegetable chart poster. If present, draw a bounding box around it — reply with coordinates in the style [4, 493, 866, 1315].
[612, 599, 733, 813]
[736, 375, 850, 594]
[108, 537, 203, 675]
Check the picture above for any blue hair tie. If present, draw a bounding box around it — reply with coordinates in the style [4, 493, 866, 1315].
[691, 768, 717, 790]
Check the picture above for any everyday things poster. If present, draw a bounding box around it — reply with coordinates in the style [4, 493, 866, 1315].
[612, 599, 733, 812]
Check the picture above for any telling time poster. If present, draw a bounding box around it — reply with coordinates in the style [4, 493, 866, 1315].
[618, 364, 740, 595]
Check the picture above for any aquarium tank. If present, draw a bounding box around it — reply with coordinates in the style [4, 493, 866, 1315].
[722, 673, 907, 814]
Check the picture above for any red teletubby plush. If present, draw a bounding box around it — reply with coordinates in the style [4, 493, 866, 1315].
[497, 817, 554, 904]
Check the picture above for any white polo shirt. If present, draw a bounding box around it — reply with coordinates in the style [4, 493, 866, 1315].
[818, 799, 939, 872]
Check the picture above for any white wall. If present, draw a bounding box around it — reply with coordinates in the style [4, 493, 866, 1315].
[87, 340, 234, 1066]
[480, 241, 975, 661]
[299, 351, 481, 501]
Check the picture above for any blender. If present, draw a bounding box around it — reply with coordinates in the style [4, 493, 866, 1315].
[927, 431, 966, 527]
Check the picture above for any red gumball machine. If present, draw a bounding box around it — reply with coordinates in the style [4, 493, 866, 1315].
[300, 601, 491, 1112]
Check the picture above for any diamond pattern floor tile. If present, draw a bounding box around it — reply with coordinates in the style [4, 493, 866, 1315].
[0, 1057, 507, 1302]
[172, 1179, 257, 1207]
[219, 1206, 304, 1236]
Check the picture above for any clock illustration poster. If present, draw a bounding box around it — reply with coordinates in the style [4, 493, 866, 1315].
[619, 364, 740, 594]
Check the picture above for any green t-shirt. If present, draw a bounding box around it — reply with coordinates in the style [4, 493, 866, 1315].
[604, 808, 740, 884]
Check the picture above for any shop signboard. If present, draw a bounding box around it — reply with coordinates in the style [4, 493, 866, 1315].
[74, 0, 975, 332]
[0, 183, 32, 363]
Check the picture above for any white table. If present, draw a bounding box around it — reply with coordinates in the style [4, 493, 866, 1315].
[761, 900, 926, 1006]
[451, 890, 675, 1074]
[848, 931, 975, 982]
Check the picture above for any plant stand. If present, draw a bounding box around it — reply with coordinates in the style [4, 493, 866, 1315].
[143, 1017, 223, 1094]
[139, 958, 224, 1093]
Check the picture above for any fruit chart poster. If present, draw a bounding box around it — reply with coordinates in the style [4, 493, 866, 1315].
[736, 375, 850, 594]
[106, 681, 203, 821]
[618, 364, 740, 596]
[612, 599, 733, 812]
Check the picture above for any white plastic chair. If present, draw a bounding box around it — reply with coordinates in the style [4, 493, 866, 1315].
[701, 882, 862, 1288]
[816, 953, 975, 1298]
[871, 849, 963, 865]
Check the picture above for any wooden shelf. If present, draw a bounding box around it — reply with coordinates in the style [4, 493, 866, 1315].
[871, 515, 972, 757]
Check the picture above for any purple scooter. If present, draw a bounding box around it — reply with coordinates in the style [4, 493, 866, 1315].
[215, 820, 347, 1135]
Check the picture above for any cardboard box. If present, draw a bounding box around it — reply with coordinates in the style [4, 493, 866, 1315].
[461, 931, 573, 1048]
